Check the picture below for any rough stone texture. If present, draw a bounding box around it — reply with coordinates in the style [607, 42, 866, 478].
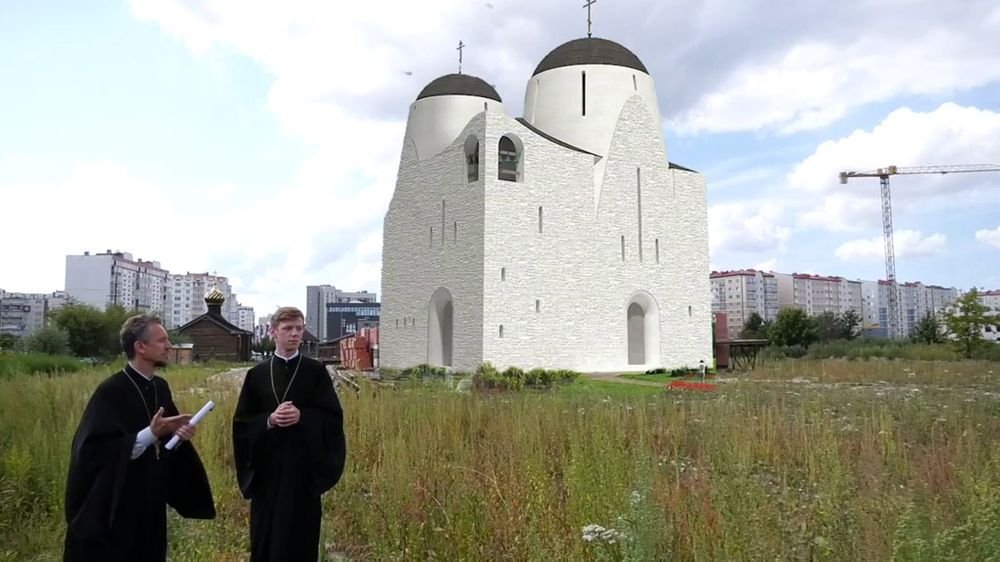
[380, 112, 488, 371]
[381, 93, 711, 372]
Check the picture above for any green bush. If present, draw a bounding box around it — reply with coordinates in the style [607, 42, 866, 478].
[525, 368, 547, 385]
[401, 363, 448, 378]
[0, 352, 85, 377]
[472, 363, 581, 391]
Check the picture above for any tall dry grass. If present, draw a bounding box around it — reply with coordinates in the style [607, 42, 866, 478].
[1, 360, 999, 560]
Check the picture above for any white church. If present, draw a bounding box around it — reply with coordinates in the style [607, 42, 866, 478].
[379, 36, 711, 372]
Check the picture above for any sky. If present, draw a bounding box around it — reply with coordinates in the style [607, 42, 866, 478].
[2, 0, 999, 316]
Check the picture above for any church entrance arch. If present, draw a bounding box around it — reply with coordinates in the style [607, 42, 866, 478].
[626, 291, 660, 366]
[428, 287, 454, 367]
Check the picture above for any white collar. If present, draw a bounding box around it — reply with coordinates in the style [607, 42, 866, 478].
[274, 350, 299, 362]
[127, 361, 155, 381]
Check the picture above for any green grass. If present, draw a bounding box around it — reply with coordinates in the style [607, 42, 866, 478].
[2, 359, 999, 560]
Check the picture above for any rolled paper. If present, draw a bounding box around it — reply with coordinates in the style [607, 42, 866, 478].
[165, 400, 215, 450]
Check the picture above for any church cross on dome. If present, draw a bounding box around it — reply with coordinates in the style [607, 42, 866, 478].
[457, 40, 465, 74]
[583, 0, 596, 38]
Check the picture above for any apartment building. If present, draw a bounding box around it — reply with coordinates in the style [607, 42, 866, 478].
[237, 305, 255, 333]
[165, 272, 239, 329]
[306, 285, 378, 340]
[710, 270, 777, 338]
[65, 251, 168, 313]
[0, 290, 70, 339]
[977, 290, 1000, 343]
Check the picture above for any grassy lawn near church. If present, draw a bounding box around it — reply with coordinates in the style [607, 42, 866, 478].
[2, 359, 999, 560]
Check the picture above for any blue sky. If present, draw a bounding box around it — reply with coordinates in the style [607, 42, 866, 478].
[2, 0, 999, 314]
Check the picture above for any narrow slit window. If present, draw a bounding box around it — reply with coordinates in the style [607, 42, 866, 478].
[430, 227, 434, 247]
[499, 325, 504, 338]
[538, 206, 543, 233]
[441, 200, 446, 247]
[535, 299, 541, 313]
[688, 306, 692, 317]
[632, 74, 637, 91]
[581, 71, 587, 116]
[396, 319, 399, 328]
[501, 267, 506, 281]
[454, 221, 457, 242]
[621, 235, 626, 261]
[655, 238, 660, 264]
[636, 168, 643, 262]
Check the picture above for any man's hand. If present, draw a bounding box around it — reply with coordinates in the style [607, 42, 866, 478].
[151, 407, 192, 439]
[269, 401, 301, 427]
[174, 423, 197, 442]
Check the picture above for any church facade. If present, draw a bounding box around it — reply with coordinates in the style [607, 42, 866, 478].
[380, 37, 711, 372]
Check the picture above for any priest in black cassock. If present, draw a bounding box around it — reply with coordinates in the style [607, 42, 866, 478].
[63, 315, 216, 561]
[233, 306, 347, 562]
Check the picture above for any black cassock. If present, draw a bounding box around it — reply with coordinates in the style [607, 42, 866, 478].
[63, 368, 215, 562]
[233, 355, 347, 562]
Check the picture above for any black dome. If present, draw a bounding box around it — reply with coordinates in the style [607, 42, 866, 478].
[416, 73, 502, 102]
[533, 37, 648, 76]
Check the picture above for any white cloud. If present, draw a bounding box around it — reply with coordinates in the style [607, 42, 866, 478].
[787, 103, 1000, 241]
[835, 230, 947, 262]
[976, 225, 1000, 249]
[709, 201, 791, 255]
[753, 258, 778, 272]
[789, 103, 1000, 195]
[796, 193, 881, 233]
[674, 14, 1000, 134]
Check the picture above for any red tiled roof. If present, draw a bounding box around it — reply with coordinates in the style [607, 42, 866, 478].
[710, 269, 760, 278]
[792, 273, 843, 282]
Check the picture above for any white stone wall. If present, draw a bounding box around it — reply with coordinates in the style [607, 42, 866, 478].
[588, 97, 711, 371]
[480, 97, 710, 372]
[481, 113, 598, 371]
[380, 113, 488, 370]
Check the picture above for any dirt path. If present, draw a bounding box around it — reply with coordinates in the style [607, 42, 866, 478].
[582, 373, 665, 387]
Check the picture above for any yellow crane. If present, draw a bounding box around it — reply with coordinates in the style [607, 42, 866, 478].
[839, 163, 1000, 339]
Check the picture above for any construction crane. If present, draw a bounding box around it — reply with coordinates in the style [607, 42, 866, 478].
[839, 163, 1000, 339]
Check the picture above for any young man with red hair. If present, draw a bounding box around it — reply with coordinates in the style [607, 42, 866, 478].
[232, 306, 347, 561]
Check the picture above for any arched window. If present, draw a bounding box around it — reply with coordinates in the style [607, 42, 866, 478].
[464, 136, 480, 182]
[498, 135, 522, 182]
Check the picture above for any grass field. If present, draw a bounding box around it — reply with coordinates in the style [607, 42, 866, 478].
[1, 358, 998, 560]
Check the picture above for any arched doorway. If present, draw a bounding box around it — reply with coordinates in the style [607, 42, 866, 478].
[627, 303, 645, 364]
[626, 291, 661, 367]
[428, 288, 453, 367]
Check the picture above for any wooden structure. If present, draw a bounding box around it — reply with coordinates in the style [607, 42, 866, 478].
[715, 339, 768, 371]
[712, 312, 729, 368]
[301, 329, 319, 357]
[176, 288, 253, 362]
[339, 327, 379, 370]
[167, 343, 194, 365]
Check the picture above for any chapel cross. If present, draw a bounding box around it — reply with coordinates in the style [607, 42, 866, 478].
[457, 40, 465, 73]
[583, 0, 596, 38]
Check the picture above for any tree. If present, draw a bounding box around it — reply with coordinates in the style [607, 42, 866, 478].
[50, 304, 107, 357]
[840, 309, 861, 340]
[49, 303, 141, 358]
[20, 326, 70, 355]
[814, 311, 842, 342]
[740, 312, 767, 339]
[0, 333, 18, 351]
[253, 337, 275, 354]
[911, 313, 945, 344]
[769, 308, 819, 348]
[943, 289, 999, 358]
